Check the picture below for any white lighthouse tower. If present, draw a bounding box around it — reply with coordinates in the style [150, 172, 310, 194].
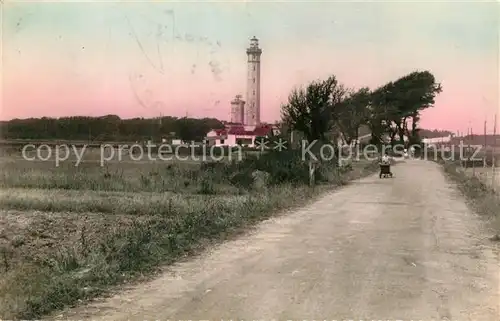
[245, 36, 262, 126]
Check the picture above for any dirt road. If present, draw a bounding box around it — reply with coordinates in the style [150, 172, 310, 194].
[54, 160, 499, 320]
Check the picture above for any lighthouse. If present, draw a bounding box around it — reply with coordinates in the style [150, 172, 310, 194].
[245, 36, 262, 126]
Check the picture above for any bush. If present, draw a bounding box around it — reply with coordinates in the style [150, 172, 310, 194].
[228, 168, 254, 189]
[232, 150, 314, 185]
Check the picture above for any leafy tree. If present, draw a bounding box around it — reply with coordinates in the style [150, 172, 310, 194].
[365, 82, 396, 145]
[388, 71, 442, 145]
[367, 71, 442, 146]
[281, 75, 347, 143]
[335, 87, 371, 146]
[174, 117, 216, 142]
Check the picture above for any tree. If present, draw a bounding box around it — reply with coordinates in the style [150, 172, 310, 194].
[0, 115, 224, 142]
[175, 117, 212, 142]
[366, 82, 398, 146]
[335, 87, 371, 147]
[281, 75, 347, 143]
[397, 71, 442, 145]
[368, 71, 442, 146]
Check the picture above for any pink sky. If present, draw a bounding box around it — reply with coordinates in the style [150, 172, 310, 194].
[1, 1, 498, 133]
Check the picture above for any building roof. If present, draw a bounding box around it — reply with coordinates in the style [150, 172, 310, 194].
[208, 124, 273, 137]
[227, 124, 273, 136]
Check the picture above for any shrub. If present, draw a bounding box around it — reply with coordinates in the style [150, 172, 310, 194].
[233, 150, 310, 185]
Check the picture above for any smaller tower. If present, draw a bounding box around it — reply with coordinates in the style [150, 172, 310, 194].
[230, 94, 245, 124]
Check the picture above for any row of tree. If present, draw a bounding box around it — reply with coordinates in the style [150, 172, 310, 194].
[1, 70, 442, 145]
[418, 129, 454, 138]
[280, 70, 443, 147]
[0, 116, 224, 142]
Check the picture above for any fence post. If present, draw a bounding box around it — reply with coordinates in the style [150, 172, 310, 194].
[309, 160, 315, 186]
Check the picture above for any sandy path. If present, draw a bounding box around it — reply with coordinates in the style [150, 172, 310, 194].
[52, 159, 499, 320]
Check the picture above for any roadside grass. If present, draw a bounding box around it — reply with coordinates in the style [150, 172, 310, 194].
[0, 185, 311, 319]
[0, 151, 379, 319]
[436, 158, 500, 237]
[0, 159, 213, 194]
[0, 188, 246, 215]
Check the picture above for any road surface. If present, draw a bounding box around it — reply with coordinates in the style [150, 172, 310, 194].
[54, 160, 499, 320]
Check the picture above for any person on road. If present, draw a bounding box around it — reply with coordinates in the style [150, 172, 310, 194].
[381, 152, 390, 164]
[379, 151, 393, 178]
[410, 145, 415, 157]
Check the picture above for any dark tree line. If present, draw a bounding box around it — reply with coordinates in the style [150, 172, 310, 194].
[0, 115, 224, 142]
[419, 129, 454, 138]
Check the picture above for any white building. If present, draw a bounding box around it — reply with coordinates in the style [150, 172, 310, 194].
[205, 124, 275, 148]
[171, 139, 182, 145]
[422, 135, 452, 144]
[245, 36, 262, 126]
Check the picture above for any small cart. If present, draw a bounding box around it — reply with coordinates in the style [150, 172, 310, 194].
[379, 163, 393, 178]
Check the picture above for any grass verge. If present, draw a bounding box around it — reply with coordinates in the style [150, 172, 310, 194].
[0, 160, 379, 319]
[438, 159, 500, 236]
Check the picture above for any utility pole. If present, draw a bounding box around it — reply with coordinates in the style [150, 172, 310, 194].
[460, 128, 464, 168]
[471, 126, 475, 176]
[484, 119, 487, 168]
[467, 126, 471, 171]
[493, 114, 497, 190]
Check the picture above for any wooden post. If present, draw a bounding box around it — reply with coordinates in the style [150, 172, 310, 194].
[309, 160, 315, 187]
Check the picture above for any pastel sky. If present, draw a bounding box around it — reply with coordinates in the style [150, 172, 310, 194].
[1, 0, 499, 133]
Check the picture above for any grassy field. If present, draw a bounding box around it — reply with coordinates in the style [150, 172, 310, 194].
[0, 146, 379, 319]
[460, 166, 500, 192]
[434, 155, 500, 238]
